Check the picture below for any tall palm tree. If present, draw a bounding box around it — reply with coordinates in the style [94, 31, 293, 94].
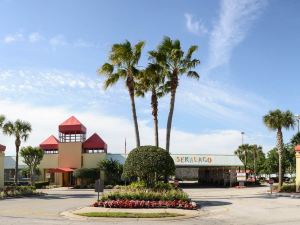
[135, 63, 166, 147]
[3, 119, 32, 184]
[151, 37, 200, 152]
[263, 109, 295, 190]
[98, 40, 145, 147]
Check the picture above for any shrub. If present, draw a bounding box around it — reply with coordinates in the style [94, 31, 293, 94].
[122, 146, 175, 187]
[273, 183, 296, 193]
[1, 186, 37, 198]
[74, 168, 100, 180]
[98, 159, 123, 185]
[34, 181, 49, 189]
[101, 188, 188, 202]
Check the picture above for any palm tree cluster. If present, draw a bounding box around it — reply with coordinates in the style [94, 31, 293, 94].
[0, 114, 32, 185]
[98, 37, 200, 151]
[234, 144, 264, 179]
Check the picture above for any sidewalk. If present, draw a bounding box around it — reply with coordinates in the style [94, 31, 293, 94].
[273, 192, 300, 198]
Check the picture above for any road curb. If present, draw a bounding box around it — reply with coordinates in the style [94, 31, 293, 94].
[60, 207, 203, 222]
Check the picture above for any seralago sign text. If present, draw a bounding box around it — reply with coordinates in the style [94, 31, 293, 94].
[173, 155, 213, 166]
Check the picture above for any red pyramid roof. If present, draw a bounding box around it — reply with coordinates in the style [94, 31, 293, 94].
[83, 133, 107, 151]
[295, 145, 300, 152]
[0, 144, 6, 152]
[40, 135, 59, 150]
[59, 116, 86, 134]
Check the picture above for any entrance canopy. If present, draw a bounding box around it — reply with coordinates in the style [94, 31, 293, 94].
[48, 168, 75, 173]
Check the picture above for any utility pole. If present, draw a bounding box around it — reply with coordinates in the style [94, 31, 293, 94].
[295, 115, 300, 133]
[241, 132, 247, 177]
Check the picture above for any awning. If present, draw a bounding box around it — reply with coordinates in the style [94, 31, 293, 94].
[48, 168, 75, 173]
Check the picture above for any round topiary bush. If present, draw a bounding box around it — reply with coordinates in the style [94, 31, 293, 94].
[122, 145, 175, 186]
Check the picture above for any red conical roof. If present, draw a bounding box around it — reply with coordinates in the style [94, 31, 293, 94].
[83, 133, 107, 151]
[0, 144, 6, 152]
[40, 135, 59, 150]
[59, 116, 86, 134]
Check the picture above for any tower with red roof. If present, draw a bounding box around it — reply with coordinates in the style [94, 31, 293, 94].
[39, 116, 107, 186]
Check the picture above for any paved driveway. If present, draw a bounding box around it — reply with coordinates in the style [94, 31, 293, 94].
[1, 186, 300, 225]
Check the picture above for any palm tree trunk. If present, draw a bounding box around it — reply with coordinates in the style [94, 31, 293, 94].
[151, 89, 159, 147]
[244, 149, 247, 178]
[166, 73, 178, 152]
[128, 87, 140, 147]
[277, 128, 284, 190]
[15, 139, 20, 185]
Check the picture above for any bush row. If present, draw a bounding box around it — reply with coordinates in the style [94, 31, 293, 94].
[0, 186, 37, 198]
[101, 188, 189, 201]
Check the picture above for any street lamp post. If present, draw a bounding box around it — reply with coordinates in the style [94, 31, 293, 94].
[241, 132, 247, 178]
[241, 132, 245, 145]
[295, 115, 300, 133]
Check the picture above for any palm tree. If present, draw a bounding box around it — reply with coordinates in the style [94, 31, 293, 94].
[135, 63, 166, 147]
[3, 119, 32, 184]
[151, 37, 200, 152]
[235, 144, 250, 175]
[263, 109, 295, 190]
[98, 40, 145, 147]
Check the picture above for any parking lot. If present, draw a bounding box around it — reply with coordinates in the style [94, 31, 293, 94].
[0, 186, 300, 225]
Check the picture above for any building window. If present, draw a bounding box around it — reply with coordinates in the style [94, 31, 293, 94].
[59, 132, 86, 142]
[84, 149, 105, 154]
[44, 149, 58, 154]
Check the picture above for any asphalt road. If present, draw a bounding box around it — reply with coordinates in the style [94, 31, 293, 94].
[0, 186, 300, 225]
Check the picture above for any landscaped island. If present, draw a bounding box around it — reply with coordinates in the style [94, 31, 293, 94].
[92, 146, 198, 210]
[93, 181, 197, 210]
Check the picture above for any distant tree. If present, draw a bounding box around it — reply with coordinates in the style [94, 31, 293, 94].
[264, 148, 279, 175]
[3, 119, 32, 185]
[20, 146, 44, 185]
[98, 40, 145, 147]
[235, 144, 265, 177]
[0, 114, 5, 129]
[291, 132, 300, 147]
[98, 159, 123, 185]
[263, 109, 295, 190]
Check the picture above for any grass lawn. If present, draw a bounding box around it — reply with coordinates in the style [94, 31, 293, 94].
[76, 212, 185, 218]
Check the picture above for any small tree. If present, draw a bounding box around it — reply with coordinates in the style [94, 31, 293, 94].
[98, 159, 123, 185]
[20, 146, 44, 185]
[123, 145, 175, 187]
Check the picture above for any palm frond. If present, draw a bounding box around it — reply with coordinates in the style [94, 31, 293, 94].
[98, 63, 114, 75]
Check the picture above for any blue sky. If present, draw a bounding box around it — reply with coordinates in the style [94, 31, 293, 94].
[1, 0, 300, 155]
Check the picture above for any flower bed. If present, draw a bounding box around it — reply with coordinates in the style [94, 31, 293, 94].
[93, 199, 197, 210]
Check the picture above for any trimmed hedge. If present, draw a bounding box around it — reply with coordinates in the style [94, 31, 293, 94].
[34, 181, 49, 189]
[122, 146, 175, 186]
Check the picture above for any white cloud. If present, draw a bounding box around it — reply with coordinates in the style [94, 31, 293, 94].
[208, 0, 268, 70]
[73, 39, 95, 48]
[28, 32, 43, 43]
[0, 99, 248, 156]
[185, 13, 208, 36]
[3, 33, 24, 43]
[49, 34, 68, 47]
